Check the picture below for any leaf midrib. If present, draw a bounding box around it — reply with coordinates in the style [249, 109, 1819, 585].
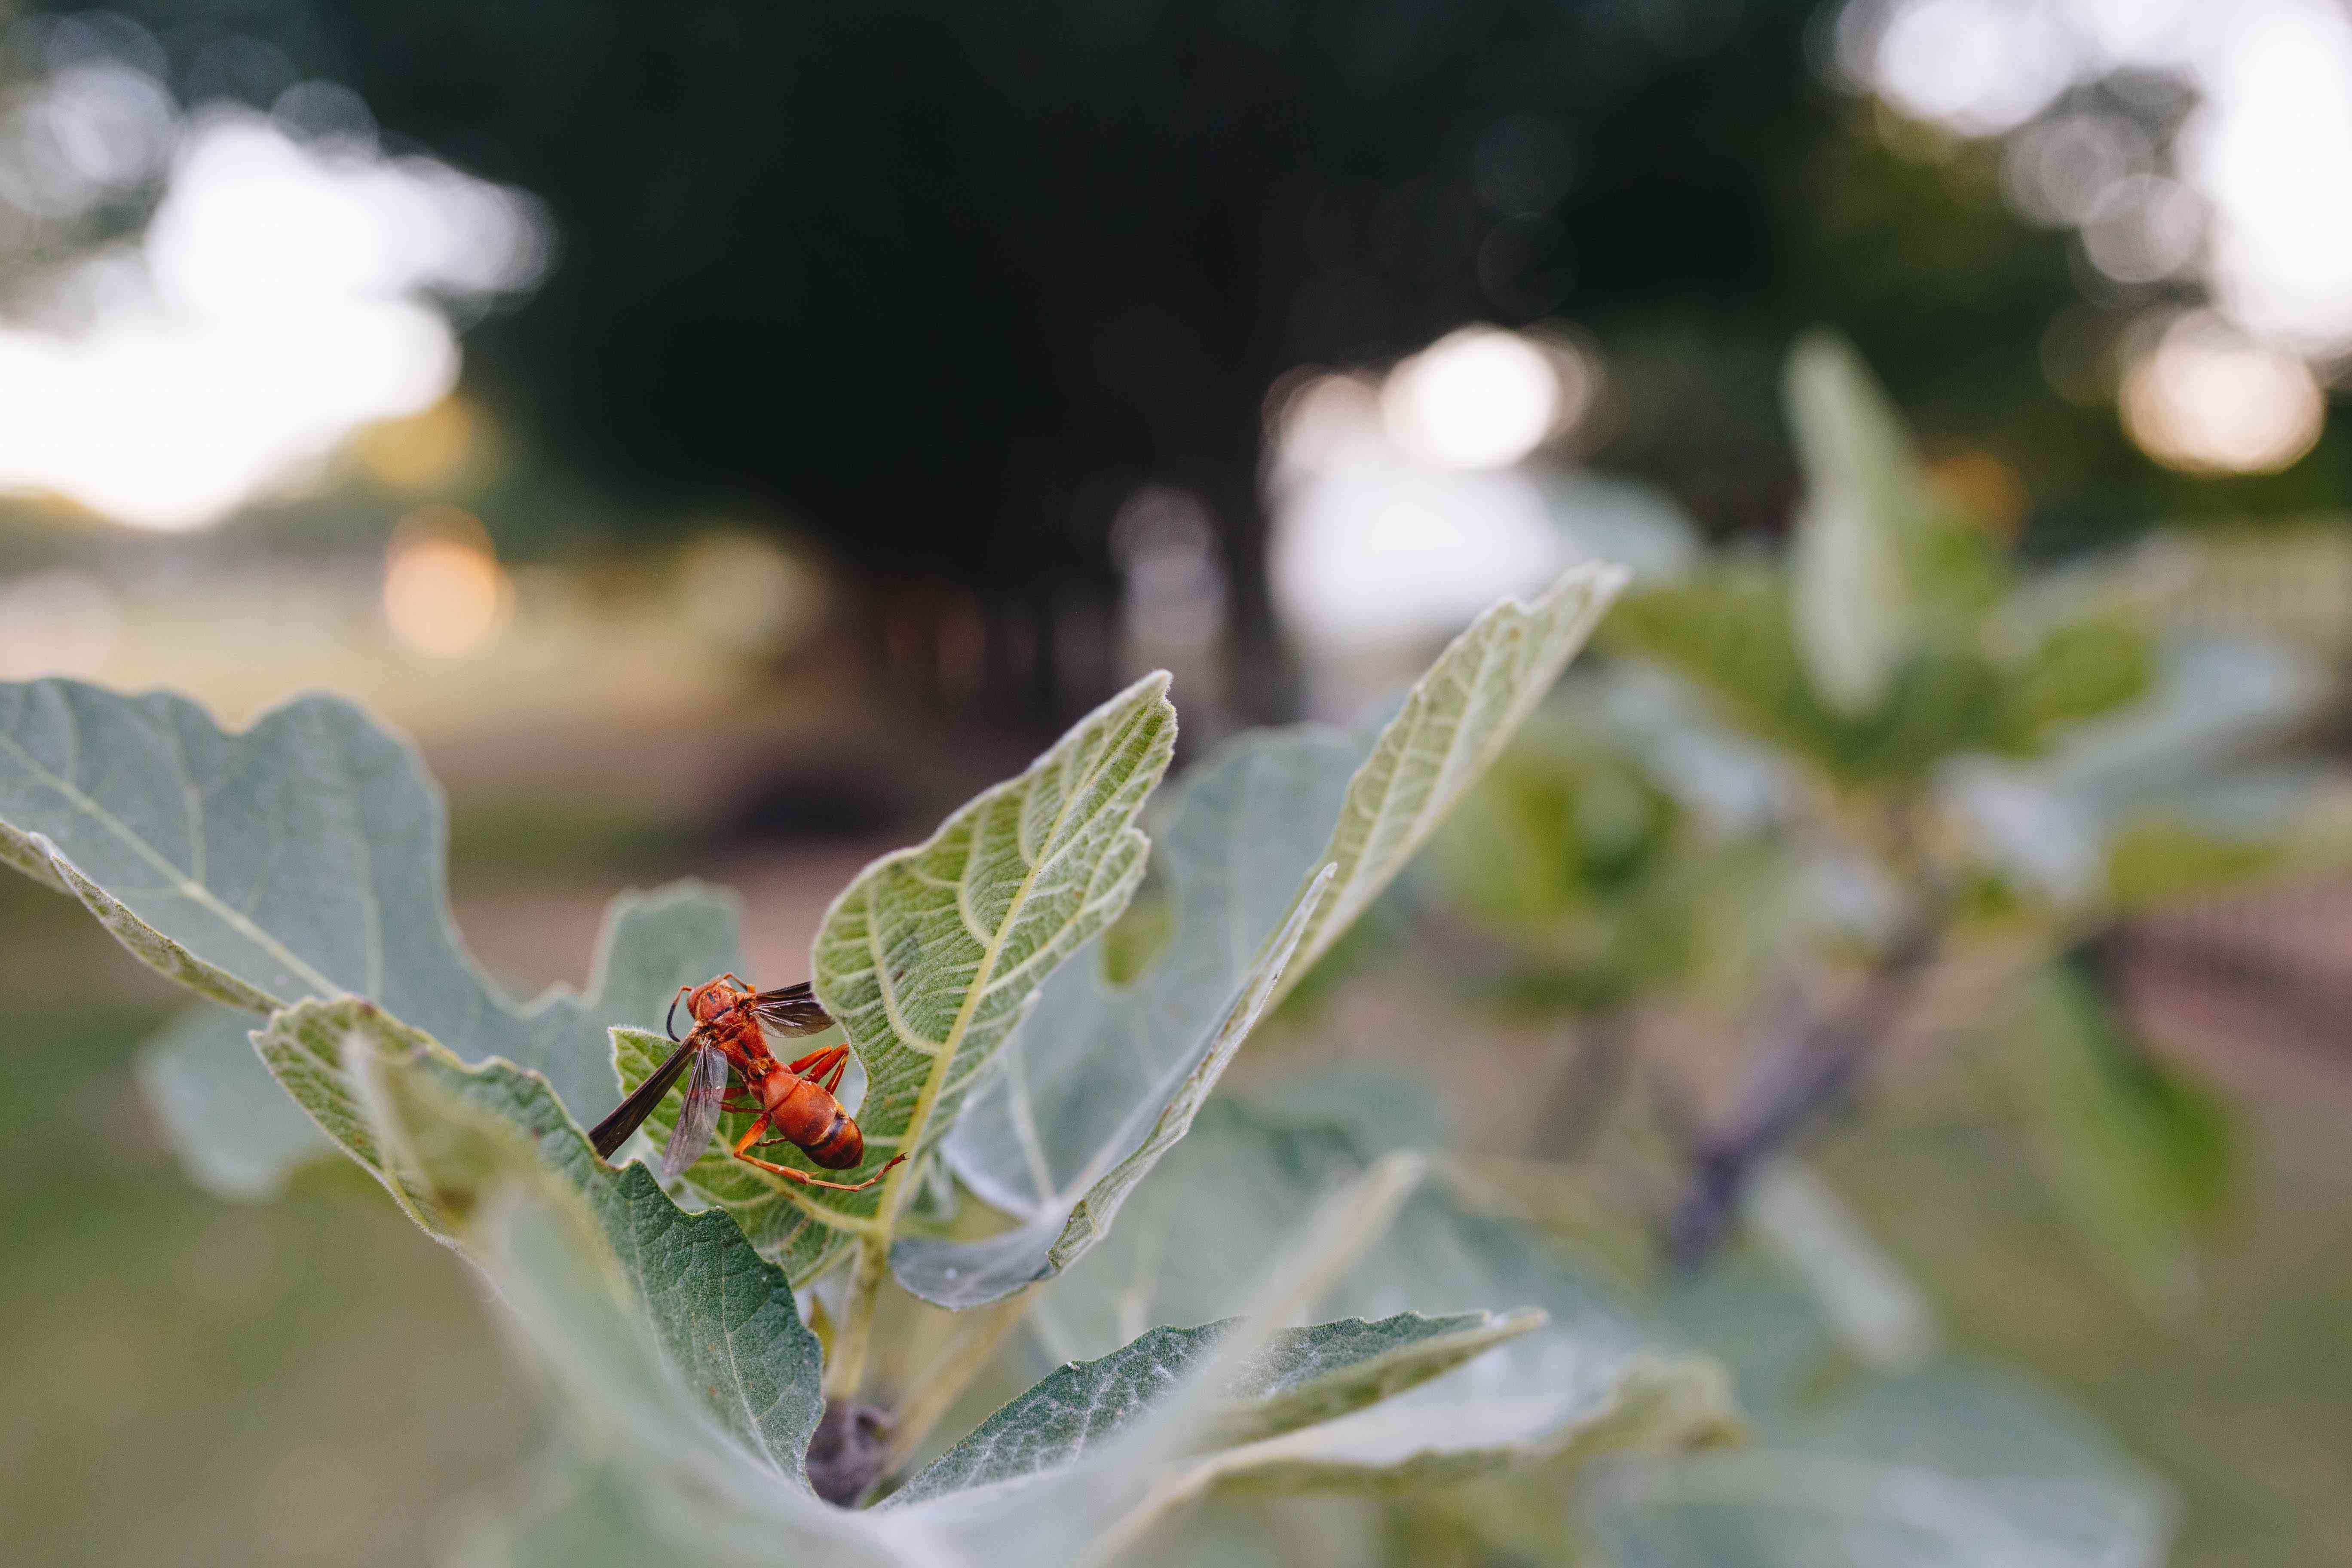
[871, 708, 1145, 1231]
[0, 722, 338, 1000]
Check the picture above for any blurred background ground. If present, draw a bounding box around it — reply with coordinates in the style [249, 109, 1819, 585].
[1, 0, 2350, 1562]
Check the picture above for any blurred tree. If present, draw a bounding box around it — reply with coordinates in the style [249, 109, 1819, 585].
[98, 0, 1835, 717]
[94, 0, 2315, 717]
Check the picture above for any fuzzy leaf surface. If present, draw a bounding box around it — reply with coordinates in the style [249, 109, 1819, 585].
[132, 883, 741, 1201]
[464, 1195, 940, 1567]
[887, 1309, 1536, 1506]
[0, 679, 741, 1124]
[1027, 1094, 1734, 1492]
[924, 564, 1625, 1306]
[254, 996, 828, 1485]
[715, 674, 1178, 1268]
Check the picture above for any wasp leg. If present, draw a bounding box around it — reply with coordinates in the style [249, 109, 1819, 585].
[785, 1048, 851, 1086]
[820, 1052, 848, 1095]
[731, 1139, 906, 1192]
[782, 1043, 843, 1078]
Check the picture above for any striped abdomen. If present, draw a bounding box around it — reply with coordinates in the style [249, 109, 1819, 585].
[761, 1072, 865, 1169]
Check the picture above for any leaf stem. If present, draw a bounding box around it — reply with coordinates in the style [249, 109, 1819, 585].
[824, 1235, 889, 1399]
[881, 1287, 1035, 1473]
[1663, 791, 1948, 1262]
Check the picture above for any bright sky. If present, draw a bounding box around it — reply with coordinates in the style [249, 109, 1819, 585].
[1841, 0, 2352, 358]
[0, 43, 546, 530]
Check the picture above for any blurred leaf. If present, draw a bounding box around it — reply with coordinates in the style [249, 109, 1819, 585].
[134, 1004, 338, 1198]
[1583, 1369, 2171, 1568]
[1988, 612, 2154, 747]
[926, 565, 1626, 1307]
[1987, 963, 2236, 1312]
[1421, 709, 1697, 1008]
[1582, 1259, 2173, 1568]
[1027, 1094, 1736, 1491]
[1787, 337, 1919, 717]
[1783, 332, 2004, 719]
[451, 1451, 784, 1568]
[1607, 573, 2006, 783]
[253, 996, 831, 1485]
[886, 1310, 1537, 1507]
[1742, 1163, 1936, 1372]
[0, 680, 742, 1126]
[1942, 631, 2324, 903]
[2104, 818, 2284, 911]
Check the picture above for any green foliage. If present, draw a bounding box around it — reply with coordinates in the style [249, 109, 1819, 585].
[886, 1310, 1537, 1507]
[9, 564, 1740, 1553]
[254, 996, 831, 1484]
[1605, 333, 2156, 793]
[1985, 962, 2236, 1311]
[0, 683, 742, 1121]
[1990, 613, 2155, 747]
[1588, 1261, 2171, 1568]
[2104, 818, 2285, 911]
[925, 566, 1626, 1308]
[1027, 1096, 1739, 1489]
[1420, 710, 1698, 1010]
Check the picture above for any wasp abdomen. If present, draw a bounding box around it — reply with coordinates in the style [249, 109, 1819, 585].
[763, 1075, 866, 1169]
[802, 1112, 864, 1170]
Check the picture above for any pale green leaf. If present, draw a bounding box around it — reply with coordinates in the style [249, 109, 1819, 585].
[1571, 1241, 2173, 1568]
[1954, 629, 2325, 899]
[1278, 563, 1626, 998]
[699, 673, 1173, 1268]
[463, 1195, 944, 1568]
[1026, 1096, 1734, 1493]
[887, 1310, 1537, 1507]
[889, 1150, 1438, 1552]
[0, 679, 742, 1124]
[898, 845, 1335, 1307]
[1742, 1161, 1937, 1371]
[253, 995, 829, 1485]
[134, 1004, 337, 1198]
[1588, 1262, 2171, 1568]
[922, 564, 1624, 1307]
[1984, 964, 2233, 1314]
[134, 882, 742, 1201]
[1782, 333, 2004, 721]
[1785, 333, 1924, 717]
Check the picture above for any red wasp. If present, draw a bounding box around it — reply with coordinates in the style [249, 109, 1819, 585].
[588, 974, 903, 1191]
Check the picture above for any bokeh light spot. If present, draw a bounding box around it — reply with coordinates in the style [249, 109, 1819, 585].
[1380, 326, 1561, 470]
[383, 505, 511, 658]
[2119, 312, 2324, 476]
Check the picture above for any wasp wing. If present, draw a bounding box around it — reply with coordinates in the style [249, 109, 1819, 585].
[752, 981, 833, 1036]
[589, 1035, 698, 1159]
[659, 1042, 732, 1184]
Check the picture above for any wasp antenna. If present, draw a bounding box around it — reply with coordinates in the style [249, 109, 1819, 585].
[666, 986, 688, 1042]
